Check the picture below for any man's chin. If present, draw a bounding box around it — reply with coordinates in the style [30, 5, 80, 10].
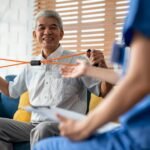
[42, 45, 56, 51]
[42, 44, 52, 48]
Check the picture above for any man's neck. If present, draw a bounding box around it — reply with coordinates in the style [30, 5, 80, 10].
[42, 49, 55, 59]
[42, 44, 60, 59]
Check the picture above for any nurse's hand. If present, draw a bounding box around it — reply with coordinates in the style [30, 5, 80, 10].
[60, 59, 89, 78]
[57, 114, 91, 141]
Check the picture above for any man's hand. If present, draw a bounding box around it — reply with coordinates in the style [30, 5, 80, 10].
[86, 49, 107, 68]
[0, 77, 9, 96]
[87, 49, 113, 97]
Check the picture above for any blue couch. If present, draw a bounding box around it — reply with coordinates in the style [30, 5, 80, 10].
[0, 75, 30, 150]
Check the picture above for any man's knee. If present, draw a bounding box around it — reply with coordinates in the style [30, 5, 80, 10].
[31, 125, 48, 138]
[31, 122, 59, 139]
[30, 122, 59, 148]
[0, 118, 10, 135]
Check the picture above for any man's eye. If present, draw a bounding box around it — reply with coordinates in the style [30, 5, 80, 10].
[50, 26, 58, 30]
[38, 26, 45, 30]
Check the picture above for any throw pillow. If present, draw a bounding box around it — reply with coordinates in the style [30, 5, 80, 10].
[13, 91, 31, 122]
[89, 93, 102, 111]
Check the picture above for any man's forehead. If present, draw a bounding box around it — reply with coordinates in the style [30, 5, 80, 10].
[37, 23, 58, 27]
[37, 16, 57, 22]
[36, 17, 59, 26]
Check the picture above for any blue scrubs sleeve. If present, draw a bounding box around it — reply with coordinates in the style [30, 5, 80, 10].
[123, 0, 150, 46]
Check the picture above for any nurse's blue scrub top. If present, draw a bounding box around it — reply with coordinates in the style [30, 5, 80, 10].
[120, 0, 150, 148]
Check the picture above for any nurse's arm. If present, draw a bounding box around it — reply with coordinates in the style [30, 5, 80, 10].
[84, 31, 150, 134]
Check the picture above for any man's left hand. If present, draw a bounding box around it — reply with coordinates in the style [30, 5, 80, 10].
[86, 49, 107, 68]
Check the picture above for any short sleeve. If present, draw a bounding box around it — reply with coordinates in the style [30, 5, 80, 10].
[81, 75, 100, 96]
[9, 67, 27, 98]
[123, 0, 150, 46]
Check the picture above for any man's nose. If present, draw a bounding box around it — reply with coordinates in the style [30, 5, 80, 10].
[44, 28, 51, 34]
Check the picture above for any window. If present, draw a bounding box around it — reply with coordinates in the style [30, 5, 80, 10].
[33, 0, 129, 64]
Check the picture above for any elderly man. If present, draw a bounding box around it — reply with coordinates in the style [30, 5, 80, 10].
[0, 10, 112, 149]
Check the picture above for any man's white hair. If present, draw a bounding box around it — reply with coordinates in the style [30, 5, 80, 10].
[34, 10, 63, 31]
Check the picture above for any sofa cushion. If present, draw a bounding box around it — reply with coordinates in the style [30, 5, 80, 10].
[13, 91, 31, 122]
[89, 93, 102, 111]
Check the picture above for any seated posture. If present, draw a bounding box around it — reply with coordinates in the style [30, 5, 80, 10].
[0, 10, 112, 149]
[34, 0, 150, 150]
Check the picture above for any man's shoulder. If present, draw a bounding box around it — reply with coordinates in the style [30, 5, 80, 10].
[62, 50, 74, 55]
[62, 50, 86, 60]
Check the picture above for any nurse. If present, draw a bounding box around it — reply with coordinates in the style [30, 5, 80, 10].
[34, 0, 150, 149]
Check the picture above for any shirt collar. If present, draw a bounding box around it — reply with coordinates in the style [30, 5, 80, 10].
[39, 45, 64, 60]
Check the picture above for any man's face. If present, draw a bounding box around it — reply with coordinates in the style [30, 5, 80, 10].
[33, 16, 64, 51]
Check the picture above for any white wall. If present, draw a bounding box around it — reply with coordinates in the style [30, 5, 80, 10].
[0, 0, 34, 77]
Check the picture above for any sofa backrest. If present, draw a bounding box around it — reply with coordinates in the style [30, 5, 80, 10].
[0, 75, 19, 118]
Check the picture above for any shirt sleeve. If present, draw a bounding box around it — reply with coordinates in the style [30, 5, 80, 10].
[123, 0, 150, 46]
[71, 54, 101, 96]
[9, 66, 27, 98]
[80, 76, 100, 96]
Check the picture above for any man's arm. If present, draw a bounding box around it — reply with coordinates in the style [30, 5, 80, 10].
[87, 49, 114, 97]
[0, 77, 9, 96]
[100, 81, 113, 97]
[61, 50, 118, 96]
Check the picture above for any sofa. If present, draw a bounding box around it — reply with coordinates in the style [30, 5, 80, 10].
[0, 75, 30, 150]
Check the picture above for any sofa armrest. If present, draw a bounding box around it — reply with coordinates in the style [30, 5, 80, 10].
[1, 93, 19, 118]
[0, 75, 20, 118]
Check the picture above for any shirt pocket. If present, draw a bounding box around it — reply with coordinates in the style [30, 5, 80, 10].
[27, 67, 46, 92]
[49, 76, 80, 102]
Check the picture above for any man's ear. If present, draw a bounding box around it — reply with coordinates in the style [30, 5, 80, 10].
[33, 31, 36, 39]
